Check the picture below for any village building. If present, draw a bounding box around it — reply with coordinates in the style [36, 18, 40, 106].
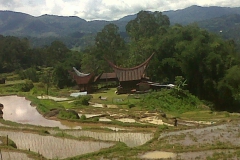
[69, 68, 118, 93]
[106, 53, 154, 94]
[69, 67, 95, 93]
[94, 72, 118, 88]
[70, 53, 156, 94]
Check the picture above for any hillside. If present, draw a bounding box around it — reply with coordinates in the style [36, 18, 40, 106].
[0, 5, 240, 49]
[197, 14, 240, 50]
[164, 5, 240, 24]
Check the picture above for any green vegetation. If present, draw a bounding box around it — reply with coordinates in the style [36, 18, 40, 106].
[1, 9, 240, 160]
[19, 80, 34, 92]
[0, 136, 17, 148]
[57, 110, 80, 120]
[141, 89, 204, 114]
[24, 94, 64, 114]
[73, 95, 92, 106]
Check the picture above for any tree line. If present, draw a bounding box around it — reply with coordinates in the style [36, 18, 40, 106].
[0, 11, 240, 111]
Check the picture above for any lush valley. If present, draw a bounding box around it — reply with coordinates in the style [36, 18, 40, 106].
[0, 8, 240, 160]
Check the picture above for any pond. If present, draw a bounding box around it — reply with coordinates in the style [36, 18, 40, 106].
[0, 95, 81, 129]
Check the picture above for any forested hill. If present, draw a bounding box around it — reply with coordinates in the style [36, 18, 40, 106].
[164, 5, 240, 24]
[197, 14, 240, 50]
[0, 5, 240, 49]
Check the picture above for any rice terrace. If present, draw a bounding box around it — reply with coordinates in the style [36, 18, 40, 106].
[1, 8, 240, 160]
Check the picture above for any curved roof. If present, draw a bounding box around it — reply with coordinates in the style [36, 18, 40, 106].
[106, 53, 154, 82]
[72, 67, 90, 77]
[69, 68, 94, 85]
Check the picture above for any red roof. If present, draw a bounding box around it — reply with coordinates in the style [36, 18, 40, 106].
[106, 53, 154, 82]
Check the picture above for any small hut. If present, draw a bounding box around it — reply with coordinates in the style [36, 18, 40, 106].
[106, 53, 154, 94]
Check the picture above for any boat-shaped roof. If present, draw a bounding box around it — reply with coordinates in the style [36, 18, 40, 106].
[106, 53, 154, 82]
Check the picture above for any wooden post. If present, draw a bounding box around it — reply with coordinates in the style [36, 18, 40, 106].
[7, 135, 8, 146]
[0, 149, 2, 160]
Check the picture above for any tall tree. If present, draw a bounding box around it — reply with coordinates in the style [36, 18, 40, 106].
[125, 11, 170, 75]
[126, 11, 170, 41]
[217, 65, 240, 111]
[95, 23, 126, 66]
[44, 40, 70, 66]
[0, 36, 30, 72]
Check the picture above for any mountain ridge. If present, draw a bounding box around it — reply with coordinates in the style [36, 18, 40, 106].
[0, 5, 240, 49]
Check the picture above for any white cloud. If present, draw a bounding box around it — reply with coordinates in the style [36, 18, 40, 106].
[0, 0, 239, 20]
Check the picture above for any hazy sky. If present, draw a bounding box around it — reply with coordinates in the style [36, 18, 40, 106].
[0, 0, 239, 21]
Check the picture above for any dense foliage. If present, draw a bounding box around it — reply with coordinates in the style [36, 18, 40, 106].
[141, 89, 204, 114]
[73, 95, 92, 106]
[81, 11, 240, 111]
[57, 110, 80, 119]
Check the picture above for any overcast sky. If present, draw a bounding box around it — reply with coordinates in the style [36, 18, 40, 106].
[0, 0, 239, 21]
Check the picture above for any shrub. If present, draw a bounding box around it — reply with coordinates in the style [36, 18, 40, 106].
[80, 114, 87, 120]
[74, 95, 92, 106]
[140, 89, 203, 114]
[128, 103, 135, 109]
[18, 67, 39, 82]
[20, 80, 34, 92]
[92, 117, 99, 122]
[57, 110, 80, 119]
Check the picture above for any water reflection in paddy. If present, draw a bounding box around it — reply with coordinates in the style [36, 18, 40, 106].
[51, 130, 154, 147]
[0, 130, 115, 159]
[1, 150, 34, 160]
[0, 95, 81, 129]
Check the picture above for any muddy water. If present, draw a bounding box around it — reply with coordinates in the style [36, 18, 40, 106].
[0, 130, 115, 159]
[116, 118, 136, 123]
[1, 150, 34, 160]
[0, 95, 81, 129]
[140, 151, 176, 159]
[140, 116, 173, 126]
[53, 130, 153, 147]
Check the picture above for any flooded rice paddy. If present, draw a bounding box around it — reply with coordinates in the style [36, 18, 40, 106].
[2, 95, 236, 159]
[140, 149, 237, 160]
[50, 130, 153, 147]
[115, 118, 136, 123]
[0, 95, 155, 159]
[0, 130, 115, 159]
[0, 95, 81, 129]
[140, 151, 176, 159]
[0, 150, 34, 160]
[139, 116, 173, 126]
[37, 95, 69, 101]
